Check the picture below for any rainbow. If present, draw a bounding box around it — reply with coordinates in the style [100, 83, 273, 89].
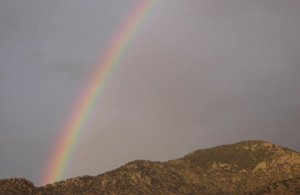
[42, 0, 158, 185]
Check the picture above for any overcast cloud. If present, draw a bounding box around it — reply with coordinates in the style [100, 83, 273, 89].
[0, 0, 300, 186]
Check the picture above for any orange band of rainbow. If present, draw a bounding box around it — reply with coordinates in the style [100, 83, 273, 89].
[42, 0, 158, 185]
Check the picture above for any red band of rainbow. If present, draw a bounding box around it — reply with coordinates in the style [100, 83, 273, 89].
[42, 0, 158, 185]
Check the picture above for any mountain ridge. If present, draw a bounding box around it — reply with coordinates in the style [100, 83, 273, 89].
[1, 140, 300, 194]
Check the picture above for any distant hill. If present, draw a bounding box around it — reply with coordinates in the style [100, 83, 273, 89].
[1, 140, 300, 194]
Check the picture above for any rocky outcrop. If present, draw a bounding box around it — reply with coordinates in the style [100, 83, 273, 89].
[248, 178, 300, 195]
[0, 178, 35, 195]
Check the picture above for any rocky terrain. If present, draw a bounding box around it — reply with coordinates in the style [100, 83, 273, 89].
[1, 140, 300, 194]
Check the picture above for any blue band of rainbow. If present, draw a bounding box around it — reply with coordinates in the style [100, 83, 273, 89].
[42, 0, 158, 185]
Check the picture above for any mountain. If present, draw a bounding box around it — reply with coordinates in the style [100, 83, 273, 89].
[250, 178, 300, 194]
[1, 140, 300, 194]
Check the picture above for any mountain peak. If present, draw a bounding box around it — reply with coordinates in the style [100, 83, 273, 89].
[181, 140, 296, 170]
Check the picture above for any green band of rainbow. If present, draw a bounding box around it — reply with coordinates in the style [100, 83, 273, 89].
[42, 0, 158, 185]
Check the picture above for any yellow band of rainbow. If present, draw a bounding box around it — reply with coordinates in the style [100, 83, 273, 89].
[42, 0, 158, 185]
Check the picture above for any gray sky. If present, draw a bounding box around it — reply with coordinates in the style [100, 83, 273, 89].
[0, 0, 300, 186]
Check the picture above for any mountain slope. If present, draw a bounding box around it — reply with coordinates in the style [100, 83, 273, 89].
[248, 177, 300, 195]
[0, 178, 35, 195]
[1, 140, 300, 194]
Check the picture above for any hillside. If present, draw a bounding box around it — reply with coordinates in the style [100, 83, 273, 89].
[1, 140, 300, 194]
